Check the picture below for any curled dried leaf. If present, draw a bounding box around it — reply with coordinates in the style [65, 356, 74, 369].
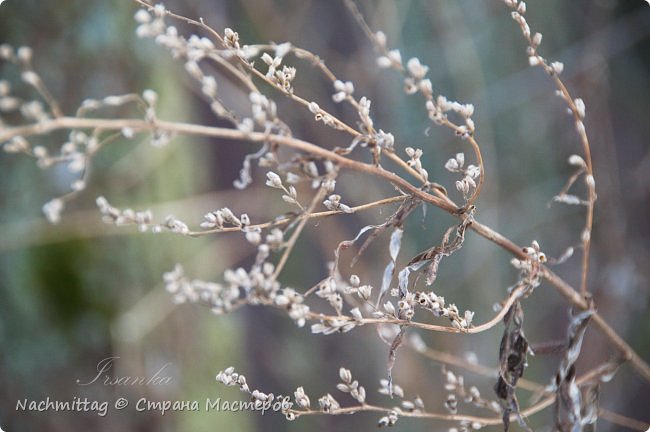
[377, 227, 404, 305]
[351, 196, 420, 267]
[402, 211, 473, 291]
[554, 308, 594, 431]
[386, 326, 407, 398]
[494, 300, 530, 431]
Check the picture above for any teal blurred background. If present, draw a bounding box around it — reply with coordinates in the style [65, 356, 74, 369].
[0, 0, 648, 431]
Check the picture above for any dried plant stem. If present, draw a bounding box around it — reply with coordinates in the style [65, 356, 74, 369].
[383, 150, 426, 182]
[55, 130, 121, 204]
[551, 76, 595, 298]
[0, 117, 456, 212]
[205, 52, 259, 94]
[135, 0, 315, 129]
[251, 280, 521, 335]
[383, 150, 451, 201]
[505, 0, 597, 298]
[541, 266, 650, 382]
[310, 284, 523, 334]
[412, 343, 541, 392]
[518, 363, 630, 421]
[409, 343, 649, 430]
[288, 402, 495, 424]
[238, 41, 451, 203]
[285, 363, 636, 428]
[191, 28, 362, 136]
[462, 135, 484, 207]
[271, 182, 331, 281]
[3, 3, 642, 431]
[1, 115, 648, 382]
[598, 409, 650, 431]
[24, 73, 63, 118]
[343, 0, 485, 208]
[187, 195, 408, 236]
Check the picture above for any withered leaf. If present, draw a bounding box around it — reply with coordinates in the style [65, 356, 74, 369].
[386, 326, 407, 398]
[405, 212, 473, 288]
[554, 309, 595, 431]
[494, 300, 531, 431]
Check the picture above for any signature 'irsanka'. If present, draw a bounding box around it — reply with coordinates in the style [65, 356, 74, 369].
[76, 356, 172, 386]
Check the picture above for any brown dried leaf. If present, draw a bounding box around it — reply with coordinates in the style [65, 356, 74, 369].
[386, 326, 407, 397]
[351, 196, 420, 267]
[404, 213, 473, 290]
[554, 309, 594, 431]
[494, 300, 531, 431]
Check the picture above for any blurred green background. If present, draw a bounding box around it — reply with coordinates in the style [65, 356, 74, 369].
[0, 0, 648, 431]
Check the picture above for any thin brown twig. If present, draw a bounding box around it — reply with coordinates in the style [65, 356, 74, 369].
[283, 363, 635, 428]
[408, 340, 649, 431]
[410, 342, 542, 393]
[308, 284, 525, 334]
[342, 0, 485, 208]
[3, 3, 642, 429]
[244, 42, 450, 204]
[504, 0, 596, 298]
[288, 402, 496, 424]
[0, 117, 456, 212]
[200, 31, 362, 136]
[25, 73, 63, 118]
[552, 76, 596, 298]
[2, 115, 648, 382]
[187, 195, 407, 237]
[271, 179, 332, 280]
[517, 362, 633, 421]
[598, 408, 650, 431]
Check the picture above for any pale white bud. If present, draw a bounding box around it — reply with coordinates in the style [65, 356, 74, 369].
[265, 171, 283, 189]
[143, 89, 158, 105]
[574, 98, 586, 119]
[308, 101, 320, 114]
[551, 61, 564, 74]
[528, 56, 540, 67]
[568, 154, 586, 167]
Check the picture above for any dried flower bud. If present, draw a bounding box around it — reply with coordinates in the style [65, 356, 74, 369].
[406, 57, 429, 80]
[574, 98, 586, 119]
[265, 171, 283, 189]
[143, 89, 158, 105]
[43, 198, 64, 224]
[17, 46, 33, 63]
[339, 367, 352, 384]
[308, 101, 320, 114]
[134, 9, 151, 24]
[551, 61, 564, 74]
[375, 31, 387, 47]
[568, 154, 586, 167]
[0, 44, 14, 59]
[21, 71, 39, 86]
[294, 387, 310, 409]
[376, 56, 391, 68]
